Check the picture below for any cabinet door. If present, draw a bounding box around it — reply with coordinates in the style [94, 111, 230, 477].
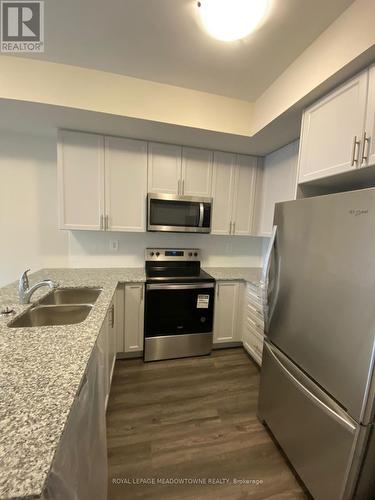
[211, 152, 236, 235]
[298, 71, 368, 183]
[364, 64, 375, 167]
[97, 320, 109, 409]
[58, 130, 105, 230]
[114, 285, 125, 353]
[255, 141, 299, 237]
[181, 147, 213, 196]
[124, 284, 144, 353]
[148, 142, 182, 194]
[105, 137, 147, 232]
[213, 282, 240, 343]
[107, 300, 116, 384]
[232, 155, 257, 235]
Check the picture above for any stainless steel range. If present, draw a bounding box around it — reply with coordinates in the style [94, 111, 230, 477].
[144, 248, 215, 362]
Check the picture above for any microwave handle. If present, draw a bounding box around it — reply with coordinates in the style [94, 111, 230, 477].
[198, 202, 204, 227]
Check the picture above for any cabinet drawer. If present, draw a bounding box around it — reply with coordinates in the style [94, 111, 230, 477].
[246, 302, 264, 323]
[243, 329, 263, 365]
[245, 315, 264, 337]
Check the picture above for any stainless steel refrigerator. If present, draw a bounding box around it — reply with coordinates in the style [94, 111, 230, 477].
[258, 188, 375, 500]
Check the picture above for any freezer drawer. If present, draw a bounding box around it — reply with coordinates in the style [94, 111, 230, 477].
[258, 341, 360, 500]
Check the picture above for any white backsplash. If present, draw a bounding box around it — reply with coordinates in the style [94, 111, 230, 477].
[68, 231, 265, 268]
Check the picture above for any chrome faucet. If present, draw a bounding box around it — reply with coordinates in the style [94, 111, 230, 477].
[19, 269, 59, 304]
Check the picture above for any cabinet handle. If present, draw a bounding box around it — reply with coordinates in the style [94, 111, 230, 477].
[351, 136, 360, 166]
[361, 131, 370, 165]
[232, 221, 236, 235]
[229, 221, 232, 234]
[182, 179, 184, 194]
[111, 304, 115, 328]
[216, 284, 220, 299]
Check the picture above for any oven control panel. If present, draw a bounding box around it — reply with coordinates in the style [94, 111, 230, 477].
[145, 248, 201, 261]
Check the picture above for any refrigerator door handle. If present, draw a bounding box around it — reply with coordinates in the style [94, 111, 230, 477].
[262, 225, 278, 332]
[264, 342, 357, 431]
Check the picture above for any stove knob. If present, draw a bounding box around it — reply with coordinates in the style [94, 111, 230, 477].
[188, 252, 193, 257]
[156, 252, 160, 257]
[194, 252, 198, 257]
[150, 251, 154, 257]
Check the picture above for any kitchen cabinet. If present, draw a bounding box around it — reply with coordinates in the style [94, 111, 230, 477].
[213, 281, 241, 344]
[364, 64, 375, 168]
[58, 130, 105, 231]
[148, 143, 213, 196]
[124, 283, 144, 353]
[211, 152, 236, 235]
[97, 318, 109, 408]
[58, 130, 148, 232]
[242, 283, 265, 366]
[232, 155, 258, 235]
[148, 142, 182, 194]
[104, 136, 147, 232]
[43, 343, 107, 500]
[298, 70, 368, 183]
[107, 299, 116, 383]
[211, 152, 258, 235]
[255, 141, 299, 236]
[114, 285, 125, 353]
[181, 147, 213, 196]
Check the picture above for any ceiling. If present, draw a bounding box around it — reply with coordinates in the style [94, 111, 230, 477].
[22, 0, 354, 100]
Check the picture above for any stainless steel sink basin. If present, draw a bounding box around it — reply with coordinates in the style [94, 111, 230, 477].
[9, 304, 92, 328]
[38, 287, 102, 306]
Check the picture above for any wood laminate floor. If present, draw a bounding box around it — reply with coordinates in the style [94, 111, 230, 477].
[107, 348, 306, 500]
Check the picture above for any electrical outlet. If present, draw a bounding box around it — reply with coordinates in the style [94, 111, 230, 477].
[110, 240, 119, 252]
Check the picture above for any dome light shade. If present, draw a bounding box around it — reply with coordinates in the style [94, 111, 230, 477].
[197, 0, 269, 42]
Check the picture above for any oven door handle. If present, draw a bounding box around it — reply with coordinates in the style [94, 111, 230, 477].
[146, 283, 215, 290]
[198, 202, 204, 227]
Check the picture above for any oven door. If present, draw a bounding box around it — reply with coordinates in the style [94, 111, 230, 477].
[145, 283, 215, 337]
[147, 193, 211, 233]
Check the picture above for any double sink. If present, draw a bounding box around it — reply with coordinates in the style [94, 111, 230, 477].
[9, 288, 102, 328]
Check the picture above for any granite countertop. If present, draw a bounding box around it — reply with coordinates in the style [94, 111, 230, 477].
[0, 265, 261, 499]
[0, 268, 145, 500]
[203, 267, 263, 285]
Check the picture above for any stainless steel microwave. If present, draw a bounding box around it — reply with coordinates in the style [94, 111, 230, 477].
[147, 193, 212, 233]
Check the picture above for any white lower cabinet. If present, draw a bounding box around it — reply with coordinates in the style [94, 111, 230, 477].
[124, 283, 144, 353]
[97, 301, 116, 411]
[213, 281, 241, 344]
[43, 343, 108, 500]
[242, 283, 265, 366]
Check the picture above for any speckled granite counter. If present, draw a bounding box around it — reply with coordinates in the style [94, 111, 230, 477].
[0, 268, 145, 500]
[203, 267, 263, 285]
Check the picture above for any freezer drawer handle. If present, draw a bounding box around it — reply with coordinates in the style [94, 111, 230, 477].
[264, 342, 356, 431]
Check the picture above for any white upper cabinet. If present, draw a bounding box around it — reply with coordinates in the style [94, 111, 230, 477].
[213, 281, 241, 344]
[105, 136, 147, 232]
[148, 142, 182, 194]
[211, 152, 258, 235]
[255, 141, 299, 236]
[364, 64, 375, 168]
[211, 152, 237, 235]
[58, 130, 105, 231]
[232, 155, 257, 235]
[181, 147, 213, 197]
[298, 70, 368, 183]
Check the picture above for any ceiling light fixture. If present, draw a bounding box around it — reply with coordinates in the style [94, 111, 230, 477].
[197, 0, 269, 42]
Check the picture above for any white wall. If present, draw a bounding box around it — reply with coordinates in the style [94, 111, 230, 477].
[0, 130, 69, 286]
[68, 231, 264, 268]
